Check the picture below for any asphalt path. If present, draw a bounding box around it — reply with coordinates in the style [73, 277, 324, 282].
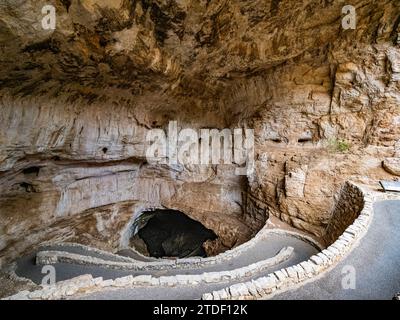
[14, 233, 318, 300]
[273, 200, 400, 300]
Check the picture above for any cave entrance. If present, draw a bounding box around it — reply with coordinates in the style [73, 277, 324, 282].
[130, 209, 217, 258]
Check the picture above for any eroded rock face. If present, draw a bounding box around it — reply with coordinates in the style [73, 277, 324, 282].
[0, 0, 399, 264]
[383, 158, 400, 176]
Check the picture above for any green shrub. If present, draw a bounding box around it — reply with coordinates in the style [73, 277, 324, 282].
[328, 138, 351, 153]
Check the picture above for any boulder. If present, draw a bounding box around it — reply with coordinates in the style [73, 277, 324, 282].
[383, 158, 400, 176]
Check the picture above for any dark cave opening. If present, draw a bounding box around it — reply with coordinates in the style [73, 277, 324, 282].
[131, 209, 217, 259]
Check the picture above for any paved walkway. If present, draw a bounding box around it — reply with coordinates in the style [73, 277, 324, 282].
[273, 200, 400, 300]
[12, 201, 399, 300]
[15, 233, 318, 299]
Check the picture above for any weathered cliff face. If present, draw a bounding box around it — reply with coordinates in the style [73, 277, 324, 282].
[249, 39, 400, 236]
[0, 98, 256, 264]
[0, 0, 399, 264]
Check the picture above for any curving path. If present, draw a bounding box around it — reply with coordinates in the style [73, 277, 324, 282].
[116, 248, 157, 262]
[272, 200, 400, 300]
[14, 233, 318, 299]
[6, 187, 399, 300]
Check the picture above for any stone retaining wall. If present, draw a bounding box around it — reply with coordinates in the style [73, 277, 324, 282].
[46, 243, 142, 263]
[323, 182, 365, 245]
[6, 181, 389, 301]
[201, 183, 400, 300]
[3, 247, 293, 300]
[35, 221, 285, 271]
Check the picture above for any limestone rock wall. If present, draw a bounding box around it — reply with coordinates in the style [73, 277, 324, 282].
[0, 99, 255, 266]
[0, 0, 399, 264]
[247, 2, 400, 237]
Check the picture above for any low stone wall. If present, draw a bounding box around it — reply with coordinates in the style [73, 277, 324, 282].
[44, 243, 143, 263]
[6, 182, 397, 301]
[323, 182, 365, 246]
[201, 183, 400, 300]
[35, 222, 283, 271]
[4, 247, 293, 300]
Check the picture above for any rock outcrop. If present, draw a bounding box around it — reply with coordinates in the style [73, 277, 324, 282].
[383, 158, 400, 176]
[0, 0, 399, 265]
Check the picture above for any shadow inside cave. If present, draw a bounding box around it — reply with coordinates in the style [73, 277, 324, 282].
[131, 209, 217, 259]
